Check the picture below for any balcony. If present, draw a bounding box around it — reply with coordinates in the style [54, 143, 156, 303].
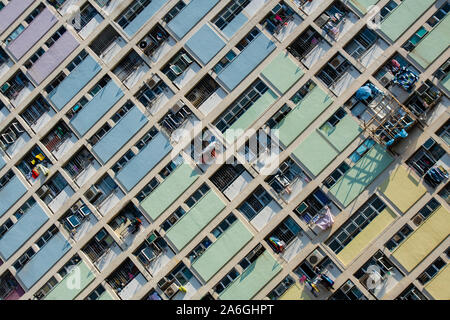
[47, 0, 79, 15]
[293, 253, 342, 299]
[138, 24, 175, 64]
[210, 162, 253, 201]
[316, 54, 360, 96]
[344, 27, 389, 69]
[135, 75, 174, 116]
[1, 72, 34, 107]
[0, 120, 30, 158]
[94, 0, 122, 16]
[41, 121, 78, 160]
[60, 200, 97, 242]
[162, 50, 201, 89]
[106, 258, 146, 300]
[294, 188, 340, 234]
[83, 228, 121, 272]
[86, 175, 124, 216]
[266, 217, 310, 262]
[354, 251, 403, 299]
[21, 95, 55, 134]
[315, 1, 359, 41]
[186, 128, 224, 172]
[73, 2, 104, 39]
[16, 145, 52, 185]
[158, 102, 198, 143]
[113, 50, 150, 89]
[261, 2, 302, 42]
[134, 232, 175, 277]
[159, 263, 203, 300]
[374, 54, 420, 103]
[38, 173, 74, 213]
[63, 147, 100, 187]
[291, 0, 324, 15]
[288, 27, 331, 70]
[186, 75, 227, 115]
[89, 25, 126, 64]
[265, 157, 310, 203]
[109, 202, 149, 247]
[238, 186, 282, 231]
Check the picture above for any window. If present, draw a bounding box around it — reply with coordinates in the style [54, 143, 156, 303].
[45, 73, 67, 94]
[116, 0, 152, 29]
[13, 197, 37, 221]
[35, 225, 59, 249]
[239, 244, 265, 271]
[5, 24, 25, 44]
[348, 138, 375, 163]
[266, 104, 292, 129]
[385, 224, 413, 251]
[378, 1, 399, 22]
[24, 47, 45, 69]
[417, 257, 446, 285]
[329, 280, 367, 300]
[235, 28, 260, 51]
[33, 277, 58, 300]
[86, 285, 106, 300]
[45, 26, 66, 48]
[163, 1, 186, 23]
[160, 207, 186, 231]
[238, 186, 273, 220]
[323, 161, 350, 188]
[267, 275, 295, 300]
[214, 79, 268, 132]
[211, 213, 237, 239]
[112, 149, 136, 173]
[426, 1, 450, 27]
[13, 247, 36, 271]
[436, 120, 450, 147]
[412, 198, 440, 226]
[0, 219, 13, 240]
[0, 170, 15, 190]
[188, 237, 212, 262]
[111, 101, 134, 123]
[25, 3, 46, 24]
[58, 254, 82, 278]
[327, 195, 387, 254]
[66, 50, 88, 72]
[213, 50, 237, 74]
[88, 75, 111, 97]
[136, 177, 160, 202]
[184, 184, 210, 208]
[212, 0, 251, 30]
[266, 216, 302, 251]
[135, 127, 159, 150]
[214, 268, 240, 294]
[66, 96, 89, 120]
[396, 285, 427, 300]
[290, 80, 316, 104]
[321, 108, 347, 132]
[89, 123, 112, 146]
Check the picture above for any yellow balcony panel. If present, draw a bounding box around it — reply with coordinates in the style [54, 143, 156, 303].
[392, 206, 450, 272]
[425, 264, 450, 300]
[337, 207, 397, 267]
[279, 281, 312, 300]
[378, 165, 426, 213]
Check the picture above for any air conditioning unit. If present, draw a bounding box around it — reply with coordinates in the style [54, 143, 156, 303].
[413, 215, 423, 226]
[36, 185, 50, 198]
[307, 249, 325, 267]
[341, 280, 354, 293]
[164, 283, 179, 299]
[139, 36, 151, 49]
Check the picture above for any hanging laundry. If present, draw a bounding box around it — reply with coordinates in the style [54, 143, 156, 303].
[35, 153, 45, 161]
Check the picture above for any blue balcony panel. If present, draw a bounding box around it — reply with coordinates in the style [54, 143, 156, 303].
[92, 106, 148, 164]
[70, 80, 124, 137]
[0, 203, 49, 260]
[116, 132, 172, 192]
[167, 0, 220, 39]
[217, 34, 276, 91]
[123, 0, 169, 37]
[222, 13, 248, 39]
[0, 175, 27, 218]
[48, 55, 102, 110]
[16, 232, 71, 290]
[185, 24, 226, 65]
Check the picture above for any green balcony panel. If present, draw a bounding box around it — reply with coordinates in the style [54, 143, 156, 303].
[261, 52, 304, 94]
[192, 220, 253, 282]
[165, 190, 226, 251]
[140, 163, 200, 220]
